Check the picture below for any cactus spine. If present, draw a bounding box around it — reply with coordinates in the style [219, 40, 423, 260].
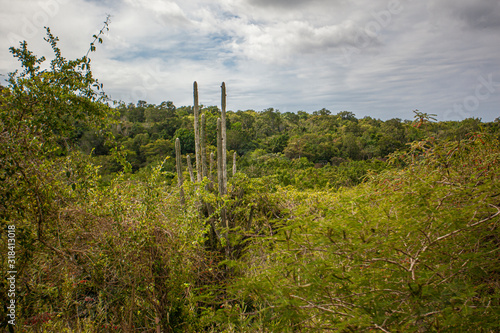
[193, 82, 202, 182]
[175, 137, 184, 205]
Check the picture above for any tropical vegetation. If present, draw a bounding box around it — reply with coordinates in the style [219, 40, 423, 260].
[1, 24, 499, 332]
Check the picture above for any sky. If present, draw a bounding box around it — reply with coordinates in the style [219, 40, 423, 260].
[1, 0, 499, 121]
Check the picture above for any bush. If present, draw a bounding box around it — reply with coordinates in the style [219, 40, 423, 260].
[220, 134, 500, 332]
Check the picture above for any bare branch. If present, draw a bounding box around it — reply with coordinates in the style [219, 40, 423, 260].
[374, 324, 392, 333]
[289, 294, 354, 317]
[435, 204, 500, 243]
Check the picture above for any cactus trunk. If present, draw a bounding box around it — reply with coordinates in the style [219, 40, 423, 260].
[201, 113, 208, 179]
[187, 155, 195, 182]
[232, 152, 237, 176]
[221, 82, 227, 196]
[175, 138, 184, 205]
[193, 82, 202, 182]
[220, 84, 230, 260]
[217, 118, 223, 193]
[209, 152, 215, 182]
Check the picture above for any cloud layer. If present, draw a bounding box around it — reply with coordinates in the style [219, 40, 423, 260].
[1, 0, 499, 121]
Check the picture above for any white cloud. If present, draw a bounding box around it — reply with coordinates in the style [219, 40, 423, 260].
[1, 0, 499, 121]
[124, 0, 191, 27]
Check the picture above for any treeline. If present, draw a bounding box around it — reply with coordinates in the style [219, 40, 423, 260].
[79, 100, 499, 189]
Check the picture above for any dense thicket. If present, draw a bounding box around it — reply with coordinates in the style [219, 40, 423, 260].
[1, 28, 499, 332]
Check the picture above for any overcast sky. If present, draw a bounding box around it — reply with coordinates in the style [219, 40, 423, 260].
[1, 0, 499, 121]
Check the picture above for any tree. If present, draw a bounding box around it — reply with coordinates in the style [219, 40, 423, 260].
[255, 107, 283, 136]
[342, 132, 361, 159]
[3, 30, 111, 150]
[267, 133, 289, 153]
[173, 128, 195, 154]
[337, 110, 357, 121]
[0, 20, 116, 329]
[1, 21, 113, 199]
[126, 104, 146, 122]
[140, 139, 174, 164]
[144, 101, 176, 123]
[284, 134, 339, 162]
[312, 108, 331, 116]
[412, 109, 437, 128]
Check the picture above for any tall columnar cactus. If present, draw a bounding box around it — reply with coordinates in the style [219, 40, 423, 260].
[217, 117, 229, 257]
[232, 151, 237, 176]
[217, 118, 223, 193]
[193, 81, 202, 182]
[201, 113, 208, 178]
[221, 82, 227, 196]
[175, 138, 184, 205]
[187, 155, 195, 182]
[209, 152, 215, 182]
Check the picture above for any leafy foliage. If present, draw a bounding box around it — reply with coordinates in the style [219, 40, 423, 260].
[222, 134, 500, 332]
